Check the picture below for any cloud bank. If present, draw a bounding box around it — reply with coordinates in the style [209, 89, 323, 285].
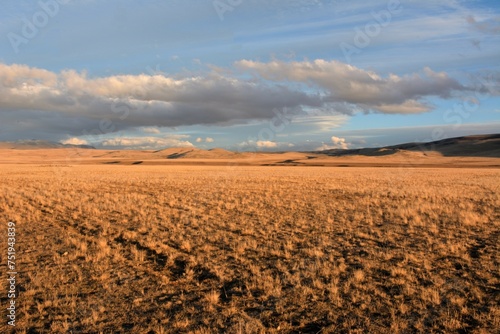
[0, 63, 322, 137]
[236, 59, 467, 114]
[100, 135, 194, 150]
[0, 60, 484, 142]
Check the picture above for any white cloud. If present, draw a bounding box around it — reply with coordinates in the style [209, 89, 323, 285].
[60, 137, 89, 146]
[0, 62, 323, 134]
[315, 136, 349, 150]
[196, 137, 215, 143]
[0, 60, 490, 142]
[101, 135, 193, 150]
[236, 59, 467, 114]
[238, 139, 292, 151]
[331, 136, 349, 149]
[315, 144, 334, 151]
[256, 140, 278, 148]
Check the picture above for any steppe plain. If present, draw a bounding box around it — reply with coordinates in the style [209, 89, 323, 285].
[0, 136, 499, 333]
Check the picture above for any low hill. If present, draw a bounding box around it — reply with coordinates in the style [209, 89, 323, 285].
[0, 134, 498, 167]
[156, 147, 239, 159]
[318, 134, 500, 158]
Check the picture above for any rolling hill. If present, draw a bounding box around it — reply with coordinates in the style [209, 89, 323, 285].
[0, 134, 498, 167]
[318, 134, 500, 158]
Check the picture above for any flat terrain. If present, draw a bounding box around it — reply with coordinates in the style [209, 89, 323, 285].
[0, 147, 499, 169]
[0, 164, 499, 333]
[1, 134, 498, 168]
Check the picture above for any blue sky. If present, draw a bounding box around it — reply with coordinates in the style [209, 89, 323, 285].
[0, 0, 499, 150]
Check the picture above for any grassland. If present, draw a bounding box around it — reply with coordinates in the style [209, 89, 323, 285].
[0, 164, 499, 333]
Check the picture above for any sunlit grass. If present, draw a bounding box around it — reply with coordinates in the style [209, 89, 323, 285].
[0, 164, 498, 333]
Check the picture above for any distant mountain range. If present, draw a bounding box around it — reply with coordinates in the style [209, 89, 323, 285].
[317, 134, 500, 158]
[0, 140, 96, 150]
[0, 134, 498, 159]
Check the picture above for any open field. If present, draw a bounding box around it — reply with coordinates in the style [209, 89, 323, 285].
[1, 164, 499, 333]
[0, 147, 499, 169]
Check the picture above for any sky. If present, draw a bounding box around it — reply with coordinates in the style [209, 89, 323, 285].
[0, 0, 499, 151]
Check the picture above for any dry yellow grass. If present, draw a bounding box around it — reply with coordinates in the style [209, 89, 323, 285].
[0, 164, 499, 333]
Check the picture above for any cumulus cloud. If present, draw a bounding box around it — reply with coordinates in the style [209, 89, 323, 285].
[0, 60, 480, 142]
[0, 63, 322, 136]
[100, 135, 193, 150]
[236, 59, 466, 114]
[256, 140, 278, 148]
[315, 136, 349, 150]
[196, 137, 215, 143]
[331, 136, 349, 149]
[238, 139, 291, 151]
[60, 137, 89, 146]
